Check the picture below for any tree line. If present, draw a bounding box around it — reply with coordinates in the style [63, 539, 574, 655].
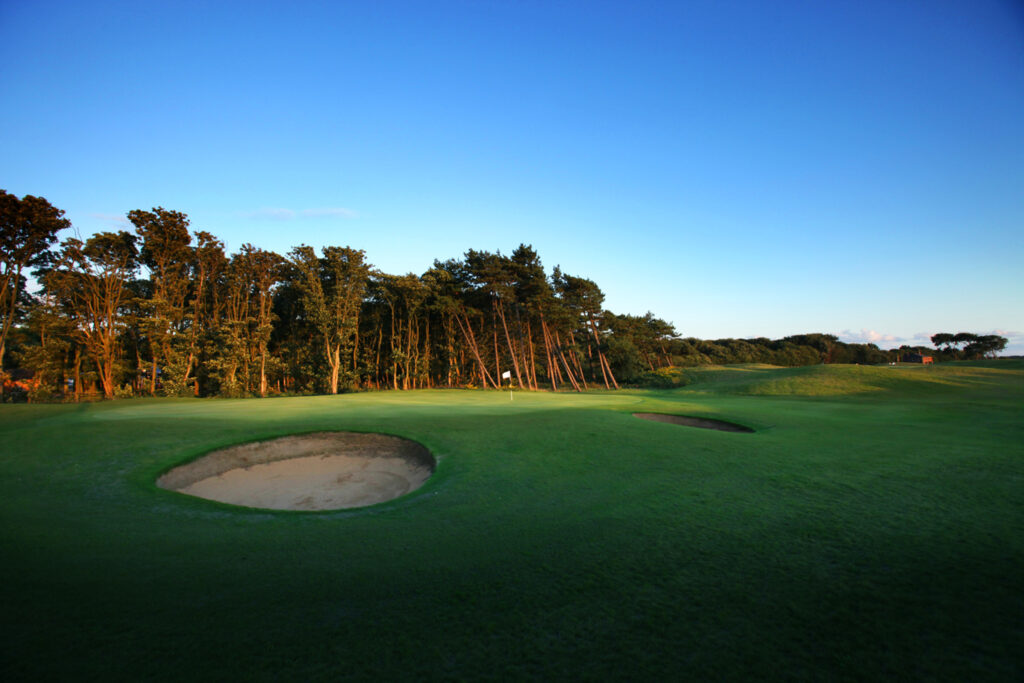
[0, 191, 1009, 402]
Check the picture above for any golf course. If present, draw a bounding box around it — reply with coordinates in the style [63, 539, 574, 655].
[2, 360, 1022, 680]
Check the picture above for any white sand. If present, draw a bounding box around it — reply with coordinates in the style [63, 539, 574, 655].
[158, 432, 434, 511]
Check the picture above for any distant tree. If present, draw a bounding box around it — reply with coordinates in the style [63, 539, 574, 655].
[128, 208, 193, 395]
[42, 232, 138, 399]
[240, 245, 284, 397]
[465, 249, 526, 389]
[782, 333, 838, 363]
[375, 272, 430, 390]
[20, 292, 76, 400]
[952, 332, 978, 357]
[930, 333, 955, 353]
[419, 265, 462, 388]
[603, 312, 677, 374]
[0, 190, 70, 393]
[509, 244, 548, 390]
[188, 231, 228, 395]
[964, 334, 1007, 359]
[209, 253, 252, 396]
[929, 332, 1000, 360]
[429, 258, 500, 390]
[289, 245, 371, 394]
[552, 268, 618, 389]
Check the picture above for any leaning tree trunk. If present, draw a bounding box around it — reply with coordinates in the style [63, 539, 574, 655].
[552, 328, 583, 392]
[454, 312, 499, 389]
[540, 317, 558, 390]
[588, 315, 618, 389]
[525, 317, 538, 390]
[497, 302, 524, 389]
[492, 306, 501, 386]
[566, 331, 589, 390]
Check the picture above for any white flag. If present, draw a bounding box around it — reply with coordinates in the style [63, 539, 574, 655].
[502, 370, 512, 380]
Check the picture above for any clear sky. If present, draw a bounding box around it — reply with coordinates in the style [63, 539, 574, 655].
[3, 0, 1022, 352]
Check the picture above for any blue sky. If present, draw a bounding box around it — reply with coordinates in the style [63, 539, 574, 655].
[3, 0, 1022, 352]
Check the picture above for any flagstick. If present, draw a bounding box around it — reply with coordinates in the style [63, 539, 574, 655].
[501, 370, 513, 401]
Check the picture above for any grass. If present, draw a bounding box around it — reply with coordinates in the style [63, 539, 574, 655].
[2, 360, 1022, 680]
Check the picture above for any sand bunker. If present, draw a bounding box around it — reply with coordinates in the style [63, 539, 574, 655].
[633, 413, 753, 433]
[157, 432, 435, 511]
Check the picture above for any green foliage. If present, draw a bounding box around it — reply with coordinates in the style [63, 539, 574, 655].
[0, 190, 71, 380]
[633, 366, 689, 388]
[929, 332, 1008, 360]
[603, 334, 644, 381]
[159, 351, 195, 397]
[26, 384, 55, 403]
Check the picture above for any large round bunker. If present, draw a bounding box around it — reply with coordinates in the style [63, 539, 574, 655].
[157, 432, 435, 511]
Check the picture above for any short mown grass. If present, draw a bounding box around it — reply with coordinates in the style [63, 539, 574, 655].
[2, 361, 1022, 680]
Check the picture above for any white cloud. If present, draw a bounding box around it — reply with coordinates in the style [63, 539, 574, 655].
[90, 212, 129, 227]
[301, 207, 358, 219]
[244, 208, 296, 220]
[839, 329, 905, 345]
[244, 207, 357, 221]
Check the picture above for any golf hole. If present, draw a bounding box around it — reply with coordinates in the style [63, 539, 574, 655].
[632, 412, 754, 433]
[157, 432, 436, 511]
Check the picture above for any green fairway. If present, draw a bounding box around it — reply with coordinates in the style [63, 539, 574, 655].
[2, 361, 1023, 680]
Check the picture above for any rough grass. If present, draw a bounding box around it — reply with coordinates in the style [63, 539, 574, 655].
[676, 360, 1021, 398]
[1, 361, 1022, 680]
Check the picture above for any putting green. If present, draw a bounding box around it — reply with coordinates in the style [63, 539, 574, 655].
[1, 360, 1022, 680]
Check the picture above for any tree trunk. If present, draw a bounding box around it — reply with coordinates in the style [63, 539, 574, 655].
[99, 356, 115, 399]
[329, 342, 340, 394]
[588, 315, 618, 389]
[601, 350, 619, 389]
[352, 321, 360, 377]
[496, 301, 524, 389]
[73, 347, 82, 402]
[404, 312, 415, 390]
[492, 305, 501, 385]
[539, 318, 558, 390]
[553, 329, 583, 392]
[423, 317, 431, 389]
[374, 323, 383, 389]
[455, 312, 499, 389]
[525, 317, 538, 390]
[260, 348, 269, 397]
[567, 331, 589, 389]
[389, 302, 399, 391]
[446, 314, 455, 387]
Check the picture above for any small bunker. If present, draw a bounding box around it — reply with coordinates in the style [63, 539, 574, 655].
[157, 432, 435, 511]
[632, 413, 754, 433]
